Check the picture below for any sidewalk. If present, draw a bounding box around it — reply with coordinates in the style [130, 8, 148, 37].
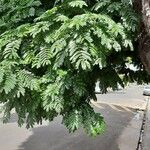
[143, 97, 150, 150]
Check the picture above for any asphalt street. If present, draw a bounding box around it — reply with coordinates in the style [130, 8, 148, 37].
[96, 84, 145, 109]
[0, 85, 146, 150]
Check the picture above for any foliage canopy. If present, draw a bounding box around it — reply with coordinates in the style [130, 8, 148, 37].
[0, 0, 149, 136]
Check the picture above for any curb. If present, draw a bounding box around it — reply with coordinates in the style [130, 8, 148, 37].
[143, 97, 150, 150]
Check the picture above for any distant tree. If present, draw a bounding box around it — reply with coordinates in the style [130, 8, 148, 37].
[0, 0, 150, 136]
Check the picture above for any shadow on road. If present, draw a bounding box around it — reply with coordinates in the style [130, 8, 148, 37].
[16, 104, 136, 150]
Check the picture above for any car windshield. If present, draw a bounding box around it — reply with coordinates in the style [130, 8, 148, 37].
[145, 86, 150, 89]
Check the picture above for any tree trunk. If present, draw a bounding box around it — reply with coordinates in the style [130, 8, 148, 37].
[142, 0, 150, 33]
[135, 0, 150, 74]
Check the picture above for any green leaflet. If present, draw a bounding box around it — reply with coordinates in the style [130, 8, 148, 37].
[0, 68, 5, 83]
[63, 103, 106, 136]
[3, 39, 21, 59]
[17, 70, 40, 91]
[68, 0, 88, 8]
[3, 73, 17, 94]
[32, 47, 52, 68]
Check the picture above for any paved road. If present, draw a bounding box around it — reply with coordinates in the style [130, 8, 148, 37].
[0, 85, 145, 150]
[96, 84, 145, 109]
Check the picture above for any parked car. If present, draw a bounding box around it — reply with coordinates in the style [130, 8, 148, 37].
[143, 85, 150, 96]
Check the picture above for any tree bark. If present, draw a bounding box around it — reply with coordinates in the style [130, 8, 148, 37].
[136, 0, 150, 74]
[142, 0, 150, 33]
